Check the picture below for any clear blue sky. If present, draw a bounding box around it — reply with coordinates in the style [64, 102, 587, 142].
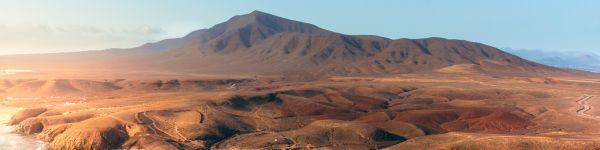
[0, 0, 598, 54]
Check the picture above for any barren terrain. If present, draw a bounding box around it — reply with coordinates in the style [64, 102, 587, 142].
[2, 11, 600, 149]
[2, 70, 600, 149]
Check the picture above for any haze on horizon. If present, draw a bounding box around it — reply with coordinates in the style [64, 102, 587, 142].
[4, 1, 600, 150]
[0, 0, 598, 55]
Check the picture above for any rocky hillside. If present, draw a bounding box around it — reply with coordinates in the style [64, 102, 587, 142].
[0, 11, 561, 78]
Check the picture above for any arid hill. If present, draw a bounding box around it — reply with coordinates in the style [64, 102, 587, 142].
[4, 10, 600, 150]
[0, 11, 564, 79]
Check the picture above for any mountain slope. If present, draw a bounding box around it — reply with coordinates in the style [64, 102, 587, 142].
[133, 11, 557, 77]
[0, 11, 562, 78]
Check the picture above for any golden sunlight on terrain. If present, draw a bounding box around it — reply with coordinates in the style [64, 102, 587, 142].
[2, 69, 600, 149]
[0, 107, 21, 123]
[2, 10, 600, 149]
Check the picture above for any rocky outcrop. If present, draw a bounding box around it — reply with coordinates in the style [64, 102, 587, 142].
[16, 112, 94, 134]
[48, 117, 128, 150]
[6, 84, 537, 149]
[7, 107, 47, 125]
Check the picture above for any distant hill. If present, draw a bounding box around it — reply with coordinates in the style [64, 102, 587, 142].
[0, 11, 564, 79]
[505, 48, 600, 72]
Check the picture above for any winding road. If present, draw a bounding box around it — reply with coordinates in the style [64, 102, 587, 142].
[575, 95, 599, 119]
[135, 111, 188, 142]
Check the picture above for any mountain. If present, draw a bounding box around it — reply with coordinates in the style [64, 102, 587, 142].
[506, 49, 600, 72]
[0, 11, 563, 78]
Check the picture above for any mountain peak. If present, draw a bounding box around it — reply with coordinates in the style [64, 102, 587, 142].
[1, 11, 564, 78]
[183, 10, 333, 49]
[245, 10, 287, 22]
[219, 10, 330, 35]
[229, 10, 276, 25]
[248, 10, 271, 16]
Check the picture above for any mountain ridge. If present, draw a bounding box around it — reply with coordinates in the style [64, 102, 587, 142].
[0, 11, 566, 79]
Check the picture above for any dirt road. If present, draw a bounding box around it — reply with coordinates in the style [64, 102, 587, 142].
[575, 95, 598, 119]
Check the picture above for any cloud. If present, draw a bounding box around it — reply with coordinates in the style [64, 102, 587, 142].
[33, 24, 53, 31]
[23, 24, 166, 36]
[0, 23, 171, 54]
[78, 26, 106, 34]
[138, 26, 165, 34]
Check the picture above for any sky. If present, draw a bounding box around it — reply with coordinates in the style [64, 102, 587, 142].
[0, 0, 598, 55]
